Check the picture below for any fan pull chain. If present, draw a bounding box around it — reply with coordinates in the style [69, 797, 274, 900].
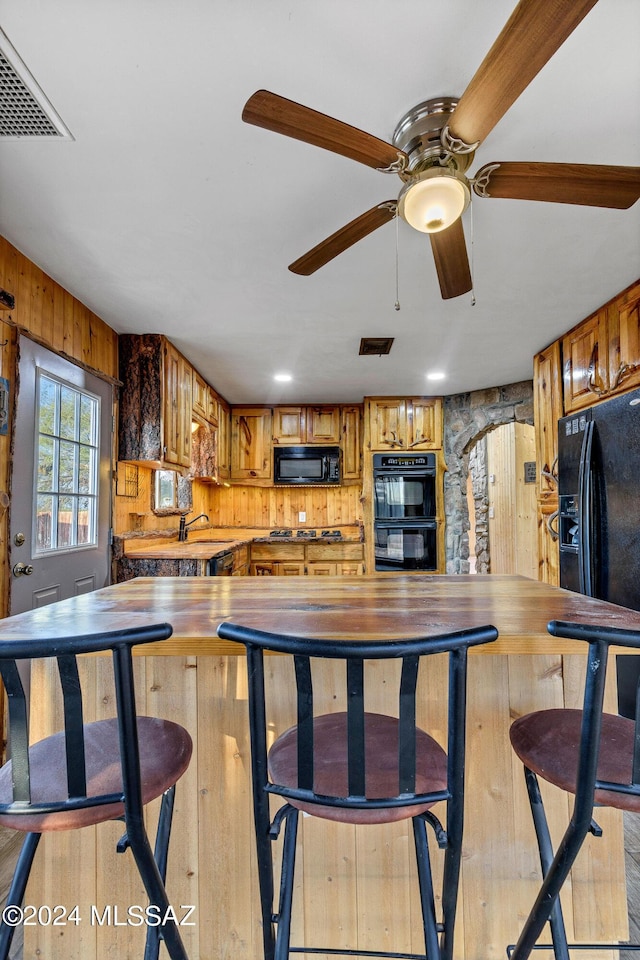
[394, 211, 400, 311]
[469, 200, 476, 306]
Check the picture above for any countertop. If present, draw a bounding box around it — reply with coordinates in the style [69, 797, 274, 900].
[2, 574, 640, 656]
[123, 538, 251, 560]
[123, 535, 362, 560]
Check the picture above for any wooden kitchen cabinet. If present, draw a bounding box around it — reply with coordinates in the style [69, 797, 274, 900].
[251, 561, 305, 576]
[192, 370, 209, 421]
[367, 397, 442, 450]
[119, 334, 192, 469]
[409, 397, 443, 449]
[341, 405, 362, 481]
[562, 279, 640, 413]
[250, 541, 305, 576]
[250, 539, 363, 576]
[562, 310, 606, 413]
[537, 497, 560, 586]
[272, 405, 340, 444]
[533, 340, 562, 499]
[607, 278, 640, 396]
[217, 399, 231, 480]
[231, 407, 273, 482]
[272, 407, 306, 444]
[306, 406, 340, 443]
[306, 540, 364, 576]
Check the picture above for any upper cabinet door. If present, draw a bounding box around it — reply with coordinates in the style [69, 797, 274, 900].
[231, 407, 273, 481]
[192, 371, 208, 421]
[163, 342, 192, 467]
[608, 279, 640, 396]
[368, 399, 406, 449]
[272, 407, 306, 444]
[562, 311, 607, 413]
[533, 341, 562, 498]
[341, 405, 362, 480]
[407, 398, 442, 450]
[306, 406, 340, 443]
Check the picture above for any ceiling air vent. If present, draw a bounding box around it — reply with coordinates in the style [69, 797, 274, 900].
[359, 337, 394, 356]
[0, 28, 73, 139]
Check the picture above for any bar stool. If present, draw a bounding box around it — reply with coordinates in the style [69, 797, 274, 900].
[217, 620, 497, 960]
[508, 619, 640, 959]
[0, 622, 193, 960]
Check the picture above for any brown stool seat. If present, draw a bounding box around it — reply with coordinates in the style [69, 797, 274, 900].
[510, 707, 640, 813]
[268, 711, 448, 824]
[0, 717, 193, 832]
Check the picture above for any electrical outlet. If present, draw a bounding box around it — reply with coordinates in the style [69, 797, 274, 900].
[299, 511, 306, 523]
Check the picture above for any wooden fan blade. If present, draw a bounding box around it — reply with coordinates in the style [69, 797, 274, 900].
[473, 162, 640, 208]
[429, 219, 472, 300]
[448, 0, 598, 149]
[288, 203, 396, 276]
[243, 90, 407, 171]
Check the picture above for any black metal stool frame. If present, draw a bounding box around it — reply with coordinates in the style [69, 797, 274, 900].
[218, 620, 497, 960]
[508, 619, 640, 959]
[0, 623, 190, 960]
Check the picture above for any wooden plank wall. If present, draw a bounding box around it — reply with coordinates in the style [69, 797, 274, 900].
[487, 422, 538, 578]
[113, 472, 363, 537]
[208, 483, 363, 531]
[0, 236, 119, 620]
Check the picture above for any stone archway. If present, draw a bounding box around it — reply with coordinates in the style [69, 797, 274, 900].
[443, 381, 534, 574]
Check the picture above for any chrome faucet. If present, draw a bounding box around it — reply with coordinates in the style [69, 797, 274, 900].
[178, 513, 209, 542]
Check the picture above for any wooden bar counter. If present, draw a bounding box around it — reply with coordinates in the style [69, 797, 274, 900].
[2, 574, 639, 959]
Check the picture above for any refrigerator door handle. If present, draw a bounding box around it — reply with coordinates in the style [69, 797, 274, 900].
[578, 420, 594, 596]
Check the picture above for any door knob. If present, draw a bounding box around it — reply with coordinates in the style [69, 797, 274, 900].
[13, 562, 34, 577]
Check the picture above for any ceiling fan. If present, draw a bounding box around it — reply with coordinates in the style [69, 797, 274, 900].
[242, 0, 640, 300]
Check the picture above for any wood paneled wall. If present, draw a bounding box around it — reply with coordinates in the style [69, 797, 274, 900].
[113, 472, 363, 537]
[0, 236, 119, 619]
[0, 237, 118, 382]
[208, 483, 363, 531]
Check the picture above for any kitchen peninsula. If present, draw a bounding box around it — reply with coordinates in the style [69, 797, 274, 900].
[2, 574, 638, 958]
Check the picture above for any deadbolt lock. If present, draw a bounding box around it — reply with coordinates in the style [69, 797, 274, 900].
[13, 562, 34, 577]
[14, 532, 26, 547]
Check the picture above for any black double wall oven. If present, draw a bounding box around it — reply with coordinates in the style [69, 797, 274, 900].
[373, 453, 438, 571]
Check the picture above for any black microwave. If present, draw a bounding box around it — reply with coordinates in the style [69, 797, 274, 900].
[274, 446, 341, 485]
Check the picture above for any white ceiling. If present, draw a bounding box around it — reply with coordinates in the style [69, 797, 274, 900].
[1, 1, 639, 404]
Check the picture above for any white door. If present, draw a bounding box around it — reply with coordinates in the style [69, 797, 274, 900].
[9, 336, 112, 614]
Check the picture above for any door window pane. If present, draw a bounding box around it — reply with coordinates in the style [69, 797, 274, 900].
[34, 372, 100, 554]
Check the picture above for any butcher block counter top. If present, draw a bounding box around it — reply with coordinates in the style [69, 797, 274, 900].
[2, 574, 639, 656]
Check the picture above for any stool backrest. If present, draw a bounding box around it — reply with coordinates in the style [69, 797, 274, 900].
[217, 622, 497, 812]
[0, 622, 173, 820]
[548, 620, 640, 812]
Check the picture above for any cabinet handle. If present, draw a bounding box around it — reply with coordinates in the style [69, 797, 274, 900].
[587, 344, 605, 395]
[408, 435, 425, 448]
[546, 509, 559, 542]
[540, 456, 559, 489]
[611, 361, 638, 390]
[381, 431, 404, 447]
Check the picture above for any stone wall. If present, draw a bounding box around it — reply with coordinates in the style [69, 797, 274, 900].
[443, 381, 534, 573]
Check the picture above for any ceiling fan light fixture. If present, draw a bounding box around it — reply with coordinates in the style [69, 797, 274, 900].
[397, 168, 470, 234]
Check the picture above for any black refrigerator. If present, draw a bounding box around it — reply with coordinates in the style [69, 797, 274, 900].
[558, 387, 640, 716]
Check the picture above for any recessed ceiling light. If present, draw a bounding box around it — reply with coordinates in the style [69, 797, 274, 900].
[274, 373, 292, 382]
[426, 371, 446, 381]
